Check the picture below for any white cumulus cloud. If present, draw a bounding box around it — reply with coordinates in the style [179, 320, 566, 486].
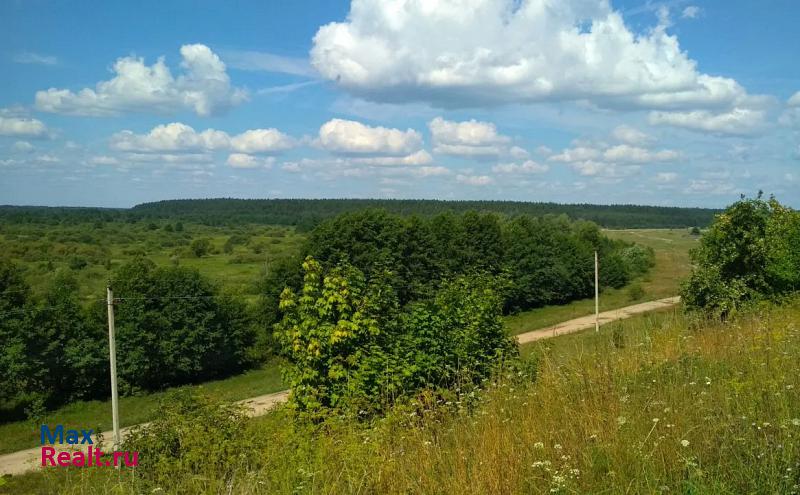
[35, 44, 247, 116]
[649, 108, 766, 136]
[681, 6, 701, 19]
[317, 118, 422, 155]
[612, 125, 653, 146]
[310, 0, 755, 114]
[226, 153, 275, 169]
[0, 110, 49, 138]
[429, 116, 511, 157]
[109, 123, 294, 154]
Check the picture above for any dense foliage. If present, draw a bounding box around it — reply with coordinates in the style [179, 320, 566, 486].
[274, 257, 516, 419]
[0, 262, 106, 420]
[107, 258, 256, 394]
[681, 195, 800, 316]
[0, 257, 256, 420]
[303, 210, 652, 311]
[0, 198, 718, 229]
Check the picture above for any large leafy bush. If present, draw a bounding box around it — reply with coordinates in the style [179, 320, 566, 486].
[274, 257, 516, 420]
[681, 196, 800, 316]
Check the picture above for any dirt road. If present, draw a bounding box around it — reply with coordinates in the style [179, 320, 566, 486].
[0, 297, 679, 476]
[516, 296, 680, 344]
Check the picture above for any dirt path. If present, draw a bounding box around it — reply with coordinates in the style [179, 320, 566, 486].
[516, 296, 680, 344]
[0, 297, 680, 476]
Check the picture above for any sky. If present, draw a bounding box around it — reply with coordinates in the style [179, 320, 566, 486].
[0, 0, 798, 208]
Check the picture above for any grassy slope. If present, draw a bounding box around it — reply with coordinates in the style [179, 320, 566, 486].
[8, 299, 799, 494]
[505, 228, 697, 335]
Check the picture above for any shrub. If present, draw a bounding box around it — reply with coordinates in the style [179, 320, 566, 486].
[681, 195, 800, 316]
[627, 283, 645, 301]
[189, 238, 211, 257]
[274, 257, 516, 420]
[122, 391, 253, 493]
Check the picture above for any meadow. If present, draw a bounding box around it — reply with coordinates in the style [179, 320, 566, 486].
[5, 297, 799, 494]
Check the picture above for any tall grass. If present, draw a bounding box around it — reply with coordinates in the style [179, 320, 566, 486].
[6, 300, 800, 494]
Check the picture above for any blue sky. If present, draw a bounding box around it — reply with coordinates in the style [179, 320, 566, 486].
[1, 0, 798, 208]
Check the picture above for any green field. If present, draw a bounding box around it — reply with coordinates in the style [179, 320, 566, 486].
[0, 222, 305, 301]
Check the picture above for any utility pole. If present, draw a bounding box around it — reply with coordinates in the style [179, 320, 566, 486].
[595, 251, 599, 332]
[106, 286, 120, 449]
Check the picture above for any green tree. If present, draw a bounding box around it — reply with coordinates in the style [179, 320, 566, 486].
[274, 257, 516, 420]
[111, 258, 255, 393]
[274, 257, 392, 419]
[0, 259, 34, 417]
[189, 238, 211, 257]
[681, 195, 800, 316]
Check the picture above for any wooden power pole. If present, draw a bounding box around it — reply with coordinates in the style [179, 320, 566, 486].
[106, 286, 120, 448]
[595, 251, 599, 332]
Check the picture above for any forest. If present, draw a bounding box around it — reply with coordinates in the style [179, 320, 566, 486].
[0, 198, 718, 229]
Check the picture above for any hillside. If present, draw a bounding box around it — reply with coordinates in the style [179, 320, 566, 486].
[5, 299, 799, 493]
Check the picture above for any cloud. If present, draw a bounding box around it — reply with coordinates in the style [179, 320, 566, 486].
[568, 161, 640, 178]
[549, 127, 678, 178]
[226, 153, 275, 169]
[456, 173, 493, 186]
[89, 155, 120, 165]
[13, 52, 58, 66]
[509, 146, 530, 159]
[0, 112, 49, 138]
[317, 118, 422, 155]
[429, 116, 511, 157]
[612, 125, 653, 146]
[349, 150, 433, 166]
[685, 179, 736, 195]
[549, 146, 602, 163]
[654, 172, 678, 183]
[602, 144, 679, 163]
[221, 50, 316, 77]
[35, 44, 247, 116]
[310, 0, 756, 113]
[257, 80, 320, 95]
[649, 108, 767, 135]
[681, 6, 701, 19]
[109, 122, 294, 154]
[780, 92, 800, 127]
[229, 129, 295, 153]
[12, 141, 35, 153]
[492, 160, 549, 174]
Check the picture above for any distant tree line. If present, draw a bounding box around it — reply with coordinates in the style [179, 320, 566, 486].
[0, 198, 719, 229]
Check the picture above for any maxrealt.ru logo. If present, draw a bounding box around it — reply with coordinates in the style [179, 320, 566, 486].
[40, 425, 138, 468]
